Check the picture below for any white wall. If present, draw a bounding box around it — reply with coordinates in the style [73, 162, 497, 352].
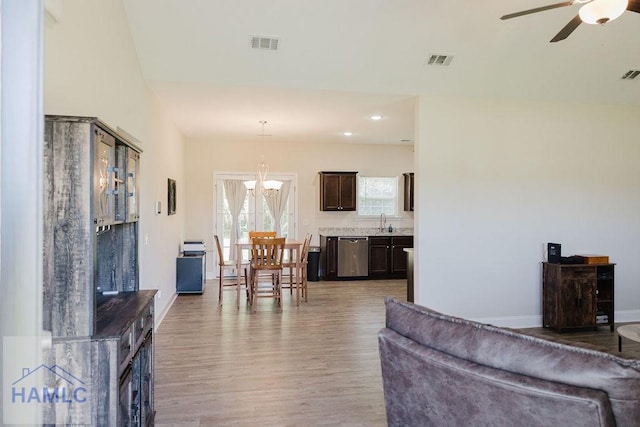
[416, 95, 640, 327]
[43, 0, 184, 322]
[184, 139, 414, 277]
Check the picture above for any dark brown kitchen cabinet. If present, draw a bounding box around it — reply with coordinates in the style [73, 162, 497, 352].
[319, 236, 339, 280]
[369, 237, 391, 275]
[369, 236, 413, 279]
[391, 237, 413, 275]
[403, 172, 414, 212]
[319, 171, 357, 211]
[542, 263, 615, 332]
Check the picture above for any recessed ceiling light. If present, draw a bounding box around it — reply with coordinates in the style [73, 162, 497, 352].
[370, 115, 383, 121]
[343, 131, 353, 136]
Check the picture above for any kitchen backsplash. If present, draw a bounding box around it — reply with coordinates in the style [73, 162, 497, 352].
[317, 227, 414, 237]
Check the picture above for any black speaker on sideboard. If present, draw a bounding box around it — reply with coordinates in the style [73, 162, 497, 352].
[547, 243, 561, 263]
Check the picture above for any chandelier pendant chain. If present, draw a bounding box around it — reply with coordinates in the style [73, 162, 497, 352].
[257, 120, 269, 186]
[244, 120, 283, 197]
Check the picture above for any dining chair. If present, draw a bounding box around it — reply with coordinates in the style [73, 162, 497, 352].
[299, 234, 312, 302]
[214, 235, 249, 308]
[282, 234, 311, 304]
[248, 231, 277, 283]
[248, 230, 276, 239]
[249, 237, 285, 312]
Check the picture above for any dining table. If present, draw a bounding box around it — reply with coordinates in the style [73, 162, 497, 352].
[235, 238, 305, 308]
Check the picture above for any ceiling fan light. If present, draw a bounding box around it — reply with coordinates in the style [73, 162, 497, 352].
[579, 0, 628, 24]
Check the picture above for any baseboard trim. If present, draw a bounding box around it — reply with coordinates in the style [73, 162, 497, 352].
[613, 309, 640, 323]
[471, 310, 640, 329]
[155, 292, 178, 331]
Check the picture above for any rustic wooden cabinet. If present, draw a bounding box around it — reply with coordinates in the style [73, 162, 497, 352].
[93, 127, 118, 226]
[43, 115, 154, 425]
[369, 236, 413, 279]
[403, 172, 414, 212]
[595, 264, 615, 331]
[95, 291, 155, 426]
[542, 263, 615, 332]
[126, 147, 141, 222]
[319, 171, 357, 211]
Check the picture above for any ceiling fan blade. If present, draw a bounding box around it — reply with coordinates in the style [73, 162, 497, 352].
[550, 14, 582, 42]
[500, 1, 575, 20]
[627, 0, 640, 13]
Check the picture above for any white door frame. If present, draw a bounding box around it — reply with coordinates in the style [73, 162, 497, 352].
[212, 171, 298, 277]
[1, 1, 45, 424]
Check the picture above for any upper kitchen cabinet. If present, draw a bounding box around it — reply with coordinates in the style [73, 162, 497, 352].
[319, 171, 357, 211]
[403, 172, 414, 212]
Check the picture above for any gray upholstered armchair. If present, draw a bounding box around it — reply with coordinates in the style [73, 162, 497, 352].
[378, 298, 640, 426]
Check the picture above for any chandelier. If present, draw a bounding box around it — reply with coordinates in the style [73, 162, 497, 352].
[244, 121, 283, 197]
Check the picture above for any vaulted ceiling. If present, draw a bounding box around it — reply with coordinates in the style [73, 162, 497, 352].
[122, 0, 640, 145]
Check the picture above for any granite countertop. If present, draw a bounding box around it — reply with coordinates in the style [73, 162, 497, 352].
[318, 227, 413, 237]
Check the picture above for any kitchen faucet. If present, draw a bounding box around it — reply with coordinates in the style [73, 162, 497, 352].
[380, 213, 386, 232]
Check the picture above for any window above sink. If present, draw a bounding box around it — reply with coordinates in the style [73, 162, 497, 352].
[357, 176, 398, 217]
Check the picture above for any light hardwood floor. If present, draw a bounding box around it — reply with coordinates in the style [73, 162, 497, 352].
[154, 279, 640, 426]
[154, 279, 405, 426]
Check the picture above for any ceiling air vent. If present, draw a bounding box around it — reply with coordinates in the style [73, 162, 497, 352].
[621, 70, 640, 80]
[250, 35, 279, 51]
[426, 54, 454, 66]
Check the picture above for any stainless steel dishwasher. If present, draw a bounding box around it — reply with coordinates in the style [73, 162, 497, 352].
[337, 237, 369, 277]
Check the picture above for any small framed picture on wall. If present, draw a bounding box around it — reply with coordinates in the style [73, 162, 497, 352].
[168, 178, 176, 215]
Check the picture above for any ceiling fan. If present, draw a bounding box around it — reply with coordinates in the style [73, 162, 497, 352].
[500, 0, 640, 42]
